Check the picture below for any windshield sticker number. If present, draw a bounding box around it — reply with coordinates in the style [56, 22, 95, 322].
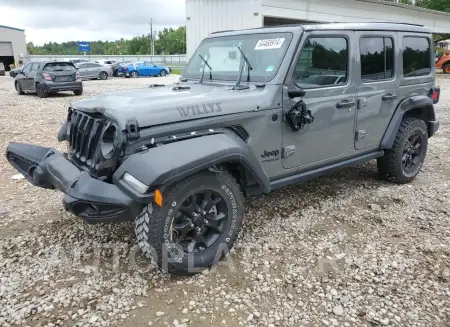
[255, 38, 285, 50]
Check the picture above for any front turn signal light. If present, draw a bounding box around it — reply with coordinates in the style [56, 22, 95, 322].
[154, 189, 163, 207]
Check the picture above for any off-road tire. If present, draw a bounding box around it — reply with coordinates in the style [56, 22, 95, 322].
[73, 89, 83, 96]
[377, 117, 428, 184]
[443, 63, 450, 74]
[36, 83, 48, 98]
[135, 169, 244, 275]
[15, 82, 24, 95]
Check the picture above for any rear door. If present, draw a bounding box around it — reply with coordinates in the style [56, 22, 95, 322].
[19, 63, 33, 90]
[28, 62, 41, 91]
[355, 31, 399, 150]
[91, 63, 102, 78]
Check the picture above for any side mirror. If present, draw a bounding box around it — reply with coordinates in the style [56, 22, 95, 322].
[287, 85, 306, 98]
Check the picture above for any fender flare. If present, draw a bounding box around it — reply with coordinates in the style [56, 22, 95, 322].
[380, 95, 436, 149]
[113, 132, 271, 196]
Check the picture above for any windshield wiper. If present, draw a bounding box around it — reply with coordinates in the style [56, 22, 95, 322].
[233, 46, 253, 90]
[198, 54, 212, 84]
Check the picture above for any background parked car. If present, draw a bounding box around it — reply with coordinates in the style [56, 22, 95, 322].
[75, 62, 112, 80]
[0, 62, 5, 76]
[14, 61, 82, 98]
[9, 67, 21, 78]
[117, 61, 170, 78]
[66, 58, 89, 65]
[112, 61, 132, 77]
[95, 60, 128, 77]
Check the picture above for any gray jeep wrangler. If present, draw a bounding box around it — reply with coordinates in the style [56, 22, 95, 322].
[6, 22, 440, 274]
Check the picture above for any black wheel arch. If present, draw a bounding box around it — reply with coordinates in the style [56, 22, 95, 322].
[380, 95, 438, 150]
[113, 132, 271, 199]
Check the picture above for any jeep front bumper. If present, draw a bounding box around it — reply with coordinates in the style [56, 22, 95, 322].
[6, 142, 149, 223]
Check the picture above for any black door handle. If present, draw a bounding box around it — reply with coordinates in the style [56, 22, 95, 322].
[382, 93, 397, 101]
[336, 100, 355, 109]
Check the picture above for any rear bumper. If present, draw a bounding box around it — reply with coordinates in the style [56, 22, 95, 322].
[43, 81, 83, 93]
[6, 142, 147, 223]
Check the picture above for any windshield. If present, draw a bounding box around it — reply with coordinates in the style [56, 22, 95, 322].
[43, 62, 76, 72]
[184, 32, 293, 82]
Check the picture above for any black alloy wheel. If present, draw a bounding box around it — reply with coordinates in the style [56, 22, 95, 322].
[172, 190, 228, 253]
[402, 131, 423, 175]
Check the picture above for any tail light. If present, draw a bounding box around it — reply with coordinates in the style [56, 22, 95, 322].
[432, 87, 440, 104]
[41, 72, 53, 81]
[76, 71, 81, 81]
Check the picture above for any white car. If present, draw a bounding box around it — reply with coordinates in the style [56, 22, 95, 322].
[95, 60, 119, 66]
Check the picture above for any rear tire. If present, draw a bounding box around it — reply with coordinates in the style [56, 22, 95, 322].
[15, 81, 24, 95]
[443, 64, 450, 74]
[73, 89, 83, 96]
[130, 71, 138, 78]
[35, 83, 48, 98]
[99, 71, 108, 80]
[135, 170, 244, 275]
[377, 117, 428, 184]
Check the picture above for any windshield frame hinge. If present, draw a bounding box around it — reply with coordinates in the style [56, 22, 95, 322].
[125, 119, 140, 141]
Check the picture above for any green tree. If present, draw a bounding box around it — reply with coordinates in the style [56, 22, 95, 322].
[415, 0, 450, 12]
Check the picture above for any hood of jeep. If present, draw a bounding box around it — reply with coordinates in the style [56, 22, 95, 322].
[71, 83, 278, 129]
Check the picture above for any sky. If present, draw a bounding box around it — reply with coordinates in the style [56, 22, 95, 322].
[0, 0, 186, 45]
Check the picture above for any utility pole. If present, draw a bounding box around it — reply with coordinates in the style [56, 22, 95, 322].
[150, 19, 155, 56]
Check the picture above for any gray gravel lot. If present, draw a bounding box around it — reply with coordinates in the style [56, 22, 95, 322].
[0, 75, 449, 327]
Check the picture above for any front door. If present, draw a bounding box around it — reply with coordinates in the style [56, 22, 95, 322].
[355, 31, 399, 150]
[20, 63, 33, 90]
[282, 31, 357, 169]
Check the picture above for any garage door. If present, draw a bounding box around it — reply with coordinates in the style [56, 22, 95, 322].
[0, 42, 13, 56]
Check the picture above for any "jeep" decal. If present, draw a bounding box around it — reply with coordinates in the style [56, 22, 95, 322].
[177, 102, 222, 117]
[261, 150, 279, 158]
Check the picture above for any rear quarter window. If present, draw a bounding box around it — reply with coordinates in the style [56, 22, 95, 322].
[402, 36, 431, 77]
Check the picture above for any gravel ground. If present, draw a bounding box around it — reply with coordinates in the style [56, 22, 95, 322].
[0, 75, 449, 327]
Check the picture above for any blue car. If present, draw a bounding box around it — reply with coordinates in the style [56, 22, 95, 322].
[117, 61, 170, 78]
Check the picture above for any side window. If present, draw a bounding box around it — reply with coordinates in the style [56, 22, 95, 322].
[31, 63, 40, 71]
[360, 37, 394, 81]
[402, 36, 431, 77]
[294, 37, 348, 88]
[22, 64, 32, 73]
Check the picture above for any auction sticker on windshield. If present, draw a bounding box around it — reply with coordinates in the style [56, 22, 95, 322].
[255, 38, 285, 50]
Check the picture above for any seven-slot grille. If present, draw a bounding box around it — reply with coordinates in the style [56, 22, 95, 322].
[69, 110, 104, 169]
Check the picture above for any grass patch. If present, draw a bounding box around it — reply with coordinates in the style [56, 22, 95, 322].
[170, 67, 183, 75]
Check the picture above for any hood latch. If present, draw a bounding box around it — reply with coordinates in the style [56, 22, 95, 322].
[125, 119, 140, 141]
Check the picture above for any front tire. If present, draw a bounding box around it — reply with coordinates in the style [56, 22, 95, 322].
[130, 71, 138, 78]
[377, 117, 428, 184]
[159, 69, 167, 77]
[73, 88, 83, 96]
[15, 81, 24, 95]
[135, 170, 244, 275]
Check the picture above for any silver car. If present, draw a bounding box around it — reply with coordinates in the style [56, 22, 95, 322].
[75, 62, 112, 80]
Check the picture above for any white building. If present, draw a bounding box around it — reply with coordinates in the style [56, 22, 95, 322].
[0, 25, 27, 70]
[437, 39, 450, 50]
[186, 0, 450, 56]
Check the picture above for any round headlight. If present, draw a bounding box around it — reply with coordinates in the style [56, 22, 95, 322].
[101, 124, 118, 159]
